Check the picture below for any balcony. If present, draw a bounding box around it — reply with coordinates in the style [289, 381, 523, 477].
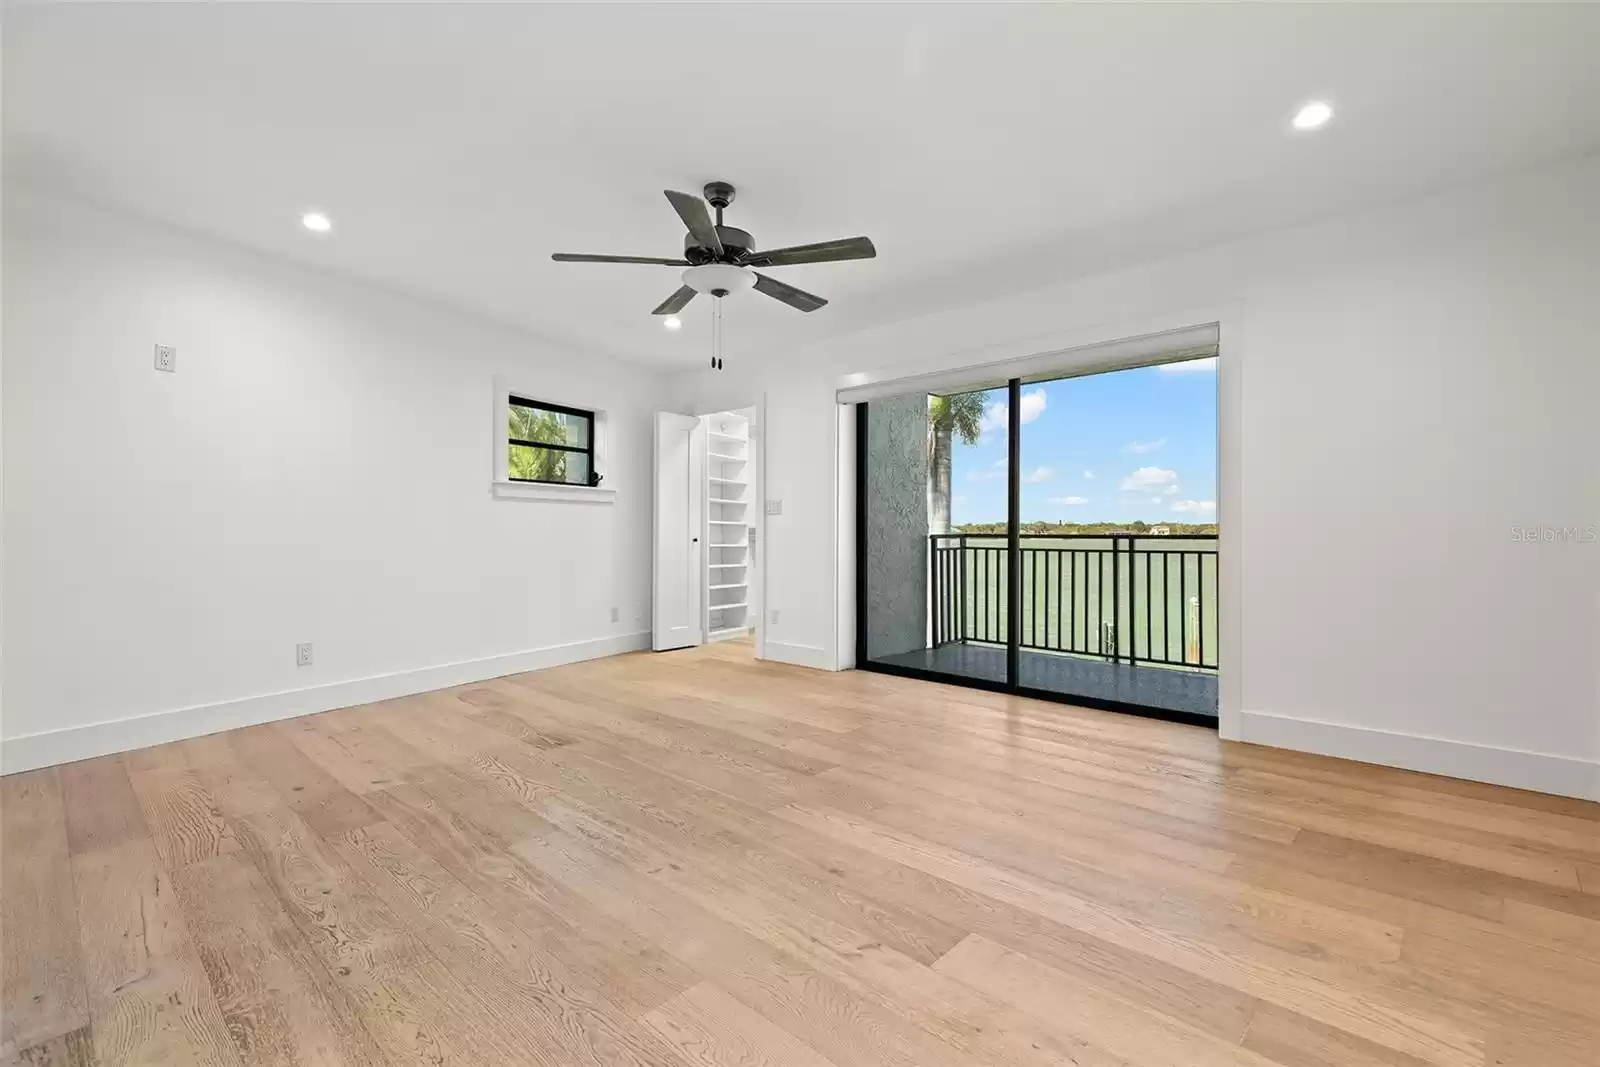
[871, 533, 1218, 719]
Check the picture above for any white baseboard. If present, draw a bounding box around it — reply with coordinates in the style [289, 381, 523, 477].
[1237, 709, 1600, 802]
[1, 631, 651, 775]
[763, 640, 836, 672]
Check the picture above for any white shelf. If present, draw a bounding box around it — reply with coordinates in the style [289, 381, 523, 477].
[704, 410, 756, 644]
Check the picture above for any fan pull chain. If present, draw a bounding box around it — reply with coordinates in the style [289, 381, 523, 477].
[710, 296, 724, 371]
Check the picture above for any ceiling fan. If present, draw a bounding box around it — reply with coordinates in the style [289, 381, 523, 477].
[551, 181, 876, 317]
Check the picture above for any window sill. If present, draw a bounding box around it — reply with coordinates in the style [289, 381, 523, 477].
[492, 480, 616, 504]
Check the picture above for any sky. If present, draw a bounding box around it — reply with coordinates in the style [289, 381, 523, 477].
[950, 356, 1217, 525]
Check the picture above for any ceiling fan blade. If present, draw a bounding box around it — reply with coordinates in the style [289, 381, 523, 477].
[652, 286, 697, 316]
[664, 190, 724, 256]
[552, 253, 689, 265]
[743, 236, 876, 268]
[753, 272, 827, 313]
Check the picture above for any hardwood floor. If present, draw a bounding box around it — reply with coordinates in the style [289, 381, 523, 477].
[4, 638, 1598, 1066]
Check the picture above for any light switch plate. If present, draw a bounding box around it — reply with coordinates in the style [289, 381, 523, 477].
[765, 499, 783, 515]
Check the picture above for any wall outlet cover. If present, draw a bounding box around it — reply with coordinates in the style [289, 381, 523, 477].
[296, 642, 314, 667]
[154, 344, 177, 372]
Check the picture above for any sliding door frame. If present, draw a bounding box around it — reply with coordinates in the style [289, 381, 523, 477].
[854, 391, 1217, 730]
[1005, 378, 1022, 686]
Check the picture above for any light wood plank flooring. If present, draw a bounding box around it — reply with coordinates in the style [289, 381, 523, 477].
[4, 638, 1598, 1066]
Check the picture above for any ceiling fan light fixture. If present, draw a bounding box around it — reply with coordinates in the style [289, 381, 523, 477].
[682, 263, 756, 297]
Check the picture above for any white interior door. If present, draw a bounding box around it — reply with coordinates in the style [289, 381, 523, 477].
[653, 412, 704, 651]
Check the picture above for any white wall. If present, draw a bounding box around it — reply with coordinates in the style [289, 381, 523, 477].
[680, 155, 1600, 800]
[2, 187, 668, 772]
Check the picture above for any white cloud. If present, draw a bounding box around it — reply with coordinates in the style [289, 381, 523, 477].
[1150, 497, 1163, 505]
[1048, 495, 1089, 506]
[1171, 499, 1216, 514]
[1083, 470, 1094, 480]
[1164, 484, 1179, 496]
[979, 387, 1048, 434]
[1125, 437, 1167, 454]
[1021, 466, 1053, 484]
[1120, 466, 1178, 491]
[1159, 357, 1217, 374]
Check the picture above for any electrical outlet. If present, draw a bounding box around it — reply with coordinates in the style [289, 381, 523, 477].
[770, 609, 780, 625]
[609, 605, 619, 623]
[154, 344, 177, 372]
[296, 642, 313, 667]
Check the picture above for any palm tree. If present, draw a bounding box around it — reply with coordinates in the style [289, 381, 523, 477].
[508, 406, 572, 483]
[927, 391, 988, 533]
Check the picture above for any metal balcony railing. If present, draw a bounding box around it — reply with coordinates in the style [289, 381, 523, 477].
[929, 533, 1218, 670]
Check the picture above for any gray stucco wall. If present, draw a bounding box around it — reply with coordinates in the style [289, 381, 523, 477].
[864, 394, 929, 659]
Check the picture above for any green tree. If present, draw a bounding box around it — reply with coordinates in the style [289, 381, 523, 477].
[927, 391, 987, 534]
[508, 406, 572, 483]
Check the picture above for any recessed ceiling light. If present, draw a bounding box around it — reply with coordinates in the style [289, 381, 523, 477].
[662, 315, 683, 331]
[301, 211, 332, 233]
[1292, 101, 1333, 131]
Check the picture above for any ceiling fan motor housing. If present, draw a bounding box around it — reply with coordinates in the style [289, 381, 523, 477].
[685, 226, 753, 263]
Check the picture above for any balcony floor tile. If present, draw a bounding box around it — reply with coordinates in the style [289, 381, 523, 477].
[871, 642, 1218, 719]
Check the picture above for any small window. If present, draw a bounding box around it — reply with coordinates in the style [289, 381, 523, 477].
[507, 397, 600, 487]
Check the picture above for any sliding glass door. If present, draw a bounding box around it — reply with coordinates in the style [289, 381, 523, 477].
[857, 356, 1219, 724]
[859, 385, 1009, 684]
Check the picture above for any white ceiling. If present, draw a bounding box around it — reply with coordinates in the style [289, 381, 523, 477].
[8, 3, 1600, 367]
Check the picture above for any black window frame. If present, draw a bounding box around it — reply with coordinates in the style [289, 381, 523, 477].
[507, 396, 598, 487]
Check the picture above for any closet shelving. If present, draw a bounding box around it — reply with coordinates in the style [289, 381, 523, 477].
[704, 411, 751, 641]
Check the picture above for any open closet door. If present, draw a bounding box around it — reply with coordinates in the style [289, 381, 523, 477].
[653, 412, 705, 651]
